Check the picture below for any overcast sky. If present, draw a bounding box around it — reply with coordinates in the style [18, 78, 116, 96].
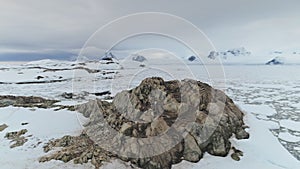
[0, 0, 299, 61]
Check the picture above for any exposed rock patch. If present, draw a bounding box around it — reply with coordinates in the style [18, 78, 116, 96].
[40, 134, 113, 169]
[0, 95, 75, 111]
[0, 124, 8, 132]
[5, 129, 28, 148]
[42, 66, 101, 73]
[61, 91, 111, 100]
[0, 95, 59, 108]
[40, 77, 249, 169]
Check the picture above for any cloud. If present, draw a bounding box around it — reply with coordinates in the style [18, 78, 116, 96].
[0, 0, 300, 60]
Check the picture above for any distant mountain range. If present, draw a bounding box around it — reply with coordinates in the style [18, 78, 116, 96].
[1, 47, 300, 65]
[188, 47, 300, 65]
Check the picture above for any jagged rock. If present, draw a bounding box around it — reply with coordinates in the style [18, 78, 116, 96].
[183, 133, 202, 162]
[41, 77, 249, 169]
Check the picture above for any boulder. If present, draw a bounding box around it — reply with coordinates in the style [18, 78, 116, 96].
[41, 77, 249, 169]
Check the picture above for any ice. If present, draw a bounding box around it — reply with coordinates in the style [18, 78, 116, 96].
[278, 132, 300, 143]
[238, 104, 277, 116]
[1, 59, 300, 168]
[280, 120, 300, 131]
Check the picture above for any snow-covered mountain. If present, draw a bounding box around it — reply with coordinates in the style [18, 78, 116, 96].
[131, 54, 147, 62]
[188, 47, 257, 64]
[208, 47, 251, 60]
[187, 47, 300, 65]
[266, 51, 300, 65]
[266, 56, 284, 65]
[101, 52, 118, 61]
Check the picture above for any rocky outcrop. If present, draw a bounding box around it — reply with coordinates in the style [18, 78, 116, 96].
[39, 134, 113, 168]
[40, 77, 249, 169]
[0, 95, 58, 108]
[5, 129, 28, 148]
[0, 95, 76, 111]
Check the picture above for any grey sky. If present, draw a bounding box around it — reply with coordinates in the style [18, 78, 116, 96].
[0, 0, 299, 60]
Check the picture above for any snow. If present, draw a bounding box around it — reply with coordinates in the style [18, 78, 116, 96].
[0, 107, 90, 169]
[280, 120, 300, 131]
[0, 59, 120, 100]
[237, 104, 277, 116]
[1, 59, 300, 168]
[278, 132, 300, 143]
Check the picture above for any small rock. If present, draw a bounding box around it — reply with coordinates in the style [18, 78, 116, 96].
[232, 147, 244, 156]
[5, 129, 28, 148]
[236, 129, 250, 139]
[231, 152, 240, 161]
[61, 92, 73, 99]
[21, 122, 29, 126]
[36, 76, 44, 80]
[188, 56, 196, 61]
[0, 124, 8, 132]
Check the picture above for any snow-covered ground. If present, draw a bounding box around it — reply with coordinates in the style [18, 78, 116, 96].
[0, 59, 300, 169]
[0, 107, 92, 169]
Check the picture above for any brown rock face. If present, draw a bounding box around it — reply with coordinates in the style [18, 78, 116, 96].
[41, 77, 249, 169]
